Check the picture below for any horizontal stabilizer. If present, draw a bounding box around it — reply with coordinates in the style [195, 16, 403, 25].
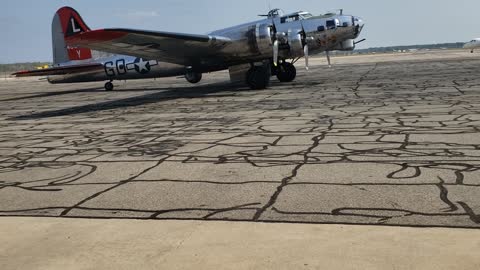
[12, 63, 104, 77]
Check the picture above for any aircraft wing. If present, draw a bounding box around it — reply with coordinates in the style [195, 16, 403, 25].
[12, 63, 104, 77]
[66, 29, 232, 66]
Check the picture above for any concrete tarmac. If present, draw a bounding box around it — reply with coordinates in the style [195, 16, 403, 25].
[1, 50, 480, 268]
[1, 217, 480, 270]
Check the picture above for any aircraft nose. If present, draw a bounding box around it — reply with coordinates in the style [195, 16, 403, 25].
[354, 16, 364, 28]
[353, 16, 364, 37]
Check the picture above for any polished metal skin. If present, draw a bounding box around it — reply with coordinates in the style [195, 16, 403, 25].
[16, 7, 365, 90]
[209, 10, 364, 65]
[47, 55, 185, 84]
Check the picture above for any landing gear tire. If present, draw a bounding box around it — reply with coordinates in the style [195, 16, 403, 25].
[276, 62, 297, 82]
[246, 65, 271, 90]
[185, 72, 202, 84]
[104, 81, 114, 91]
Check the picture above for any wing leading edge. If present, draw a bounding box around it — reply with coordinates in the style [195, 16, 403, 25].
[66, 29, 232, 66]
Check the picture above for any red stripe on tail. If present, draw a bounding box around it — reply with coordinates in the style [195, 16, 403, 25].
[67, 47, 92, 60]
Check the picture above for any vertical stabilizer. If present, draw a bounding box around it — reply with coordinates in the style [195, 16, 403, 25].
[52, 7, 92, 65]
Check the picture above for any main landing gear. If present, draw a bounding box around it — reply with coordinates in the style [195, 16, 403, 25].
[185, 71, 203, 84]
[244, 61, 297, 90]
[246, 64, 271, 90]
[275, 62, 297, 82]
[104, 81, 114, 91]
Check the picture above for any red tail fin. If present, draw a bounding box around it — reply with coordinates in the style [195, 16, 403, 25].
[67, 47, 92, 61]
[53, 7, 92, 62]
[57, 7, 91, 37]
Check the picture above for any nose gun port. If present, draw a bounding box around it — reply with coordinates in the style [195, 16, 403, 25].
[354, 16, 364, 27]
[353, 16, 365, 37]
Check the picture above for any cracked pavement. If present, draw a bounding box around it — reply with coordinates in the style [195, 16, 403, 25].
[1, 51, 480, 228]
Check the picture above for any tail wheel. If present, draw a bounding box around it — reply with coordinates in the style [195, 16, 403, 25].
[276, 62, 297, 82]
[105, 81, 114, 91]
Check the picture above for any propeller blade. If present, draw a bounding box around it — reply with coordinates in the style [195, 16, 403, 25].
[304, 44, 309, 70]
[273, 40, 279, 67]
[326, 51, 331, 68]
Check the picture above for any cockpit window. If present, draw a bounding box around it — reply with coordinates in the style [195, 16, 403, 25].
[300, 13, 313, 19]
[280, 12, 313, 23]
[338, 16, 352, 27]
[281, 15, 300, 23]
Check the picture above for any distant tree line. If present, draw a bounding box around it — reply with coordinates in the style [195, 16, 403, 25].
[327, 42, 465, 56]
[355, 42, 465, 54]
[0, 62, 52, 75]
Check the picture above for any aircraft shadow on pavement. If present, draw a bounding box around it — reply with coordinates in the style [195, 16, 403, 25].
[11, 82, 244, 120]
[0, 87, 102, 102]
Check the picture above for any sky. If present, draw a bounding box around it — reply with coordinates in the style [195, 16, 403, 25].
[1, 0, 479, 63]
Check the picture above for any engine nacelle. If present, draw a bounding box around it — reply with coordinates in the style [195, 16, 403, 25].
[333, 39, 355, 51]
[287, 30, 304, 58]
[247, 23, 274, 56]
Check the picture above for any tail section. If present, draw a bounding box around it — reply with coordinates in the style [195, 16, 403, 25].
[52, 7, 92, 64]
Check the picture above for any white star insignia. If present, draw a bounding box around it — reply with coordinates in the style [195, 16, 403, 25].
[135, 59, 149, 72]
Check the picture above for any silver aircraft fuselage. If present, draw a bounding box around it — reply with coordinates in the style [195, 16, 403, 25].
[48, 55, 184, 84]
[209, 12, 364, 61]
[49, 10, 364, 84]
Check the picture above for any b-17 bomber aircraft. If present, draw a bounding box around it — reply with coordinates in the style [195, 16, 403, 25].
[14, 7, 365, 91]
[464, 38, 480, 53]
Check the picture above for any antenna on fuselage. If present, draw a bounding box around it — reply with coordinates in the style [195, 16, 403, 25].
[259, 8, 283, 18]
[258, 0, 271, 16]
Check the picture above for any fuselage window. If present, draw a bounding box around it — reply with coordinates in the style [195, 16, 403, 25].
[326, 20, 336, 29]
[317, 26, 325, 32]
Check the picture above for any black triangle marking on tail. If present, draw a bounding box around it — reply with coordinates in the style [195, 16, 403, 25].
[66, 16, 85, 37]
